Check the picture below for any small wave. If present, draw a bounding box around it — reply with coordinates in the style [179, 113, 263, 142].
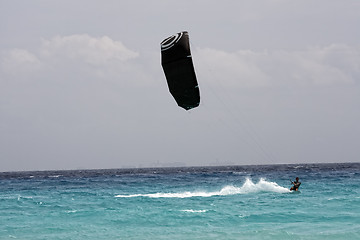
[17, 195, 33, 201]
[181, 209, 207, 213]
[115, 178, 290, 198]
[48, 175, 62, 178]
[65, 210, 78, 213]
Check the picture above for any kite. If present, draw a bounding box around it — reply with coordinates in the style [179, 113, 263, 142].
[161, 31, 200, 110]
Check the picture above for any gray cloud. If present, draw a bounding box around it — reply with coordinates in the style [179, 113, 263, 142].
[41, 34, 139, 64]
[195, 44, 359, 87]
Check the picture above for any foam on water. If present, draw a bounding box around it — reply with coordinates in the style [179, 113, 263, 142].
[115, 178, 289, 198]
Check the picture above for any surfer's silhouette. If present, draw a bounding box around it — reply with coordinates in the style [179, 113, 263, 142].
[290, 177, 301, 191]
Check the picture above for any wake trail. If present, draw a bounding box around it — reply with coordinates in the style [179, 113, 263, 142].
[115, 178, 290, 198]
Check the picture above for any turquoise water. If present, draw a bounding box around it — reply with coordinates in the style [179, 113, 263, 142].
[1, 163, 359, 239]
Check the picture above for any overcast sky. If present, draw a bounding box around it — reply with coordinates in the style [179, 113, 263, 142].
[1, 0, 360, 171]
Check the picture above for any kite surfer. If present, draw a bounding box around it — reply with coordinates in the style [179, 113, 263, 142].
[290, 177, 301, 191]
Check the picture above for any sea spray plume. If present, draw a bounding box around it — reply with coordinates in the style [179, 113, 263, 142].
[115, 178, 290, 198]
[218, 178, 290, 195]
[244, 178, 290, 194]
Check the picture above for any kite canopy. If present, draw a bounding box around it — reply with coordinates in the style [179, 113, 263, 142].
[161, 31, 200, 110]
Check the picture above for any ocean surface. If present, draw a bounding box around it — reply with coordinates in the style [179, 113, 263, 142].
[0, 163, 359, 240]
